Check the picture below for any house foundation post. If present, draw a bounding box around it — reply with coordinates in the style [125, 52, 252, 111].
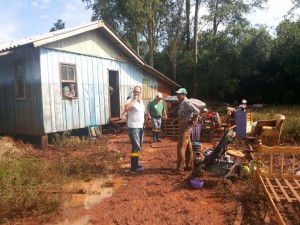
[40, 134, 48, 149]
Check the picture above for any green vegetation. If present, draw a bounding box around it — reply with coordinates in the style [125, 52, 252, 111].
[0, 158, 63, 222]
[83, 0, 300, 104]
[251, 105, 300, 140]
[0, 136, 124, 223]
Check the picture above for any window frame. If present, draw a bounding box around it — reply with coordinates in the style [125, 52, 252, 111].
[60, 63, 78, 99]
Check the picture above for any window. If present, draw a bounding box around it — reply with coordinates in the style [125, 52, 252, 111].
[13, 59, 26, 100]
[60, 63, 77, 98]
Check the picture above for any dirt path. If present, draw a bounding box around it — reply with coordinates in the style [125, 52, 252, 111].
[52, 133, 240, 225]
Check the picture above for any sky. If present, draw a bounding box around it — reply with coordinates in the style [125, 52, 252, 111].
[0, 0, 299, 42]
[0, 0, 93, 42]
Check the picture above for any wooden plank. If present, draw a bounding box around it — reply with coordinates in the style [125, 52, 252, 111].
[259, 176, 285, 225]
[283, 179, 300, 203]
[294, 179, 300, 189]
[274, 178, 292, 203]
[280, 153, 284, 175]
[265, 177, 281, 202]
[233, 205, 244, 225]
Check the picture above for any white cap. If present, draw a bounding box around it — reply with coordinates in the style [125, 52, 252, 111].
[242, 99, 247, 104]
[156, 92, 163, 98]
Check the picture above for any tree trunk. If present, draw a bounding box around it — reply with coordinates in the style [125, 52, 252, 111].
[147, 18, 154, 67]
[134, 18, 140, 55]
[193, 0, 200, 98]
[186, 0, 191, 51]
[213, 0, 219, 35]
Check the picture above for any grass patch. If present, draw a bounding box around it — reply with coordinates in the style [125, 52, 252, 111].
[0, 136, 124, 223]
[0, 158, 63, 222]
[251, 105, 300, 140]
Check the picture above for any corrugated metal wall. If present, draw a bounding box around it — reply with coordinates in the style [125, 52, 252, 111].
[0, 46, 44, 135]
[40, 47, 158, 133]
[0, 42, 166, 135]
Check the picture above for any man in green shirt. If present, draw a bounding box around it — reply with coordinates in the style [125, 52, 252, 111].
[147, 93, 167, 142]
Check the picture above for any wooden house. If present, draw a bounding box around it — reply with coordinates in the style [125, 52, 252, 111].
[0, 21, 179, 146]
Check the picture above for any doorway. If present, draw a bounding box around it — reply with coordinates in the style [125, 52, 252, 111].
[109, 70, 120, 118]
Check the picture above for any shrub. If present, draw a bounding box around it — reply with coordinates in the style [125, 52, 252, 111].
[0, 159, 63, 221]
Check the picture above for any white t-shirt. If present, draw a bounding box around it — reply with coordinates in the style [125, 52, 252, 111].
[126, 97, 145, 128]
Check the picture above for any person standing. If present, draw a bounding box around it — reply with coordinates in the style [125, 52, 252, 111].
[176, 88, 200, 174]
[125, 86, 145, 174]
[147, 92, 167, 142]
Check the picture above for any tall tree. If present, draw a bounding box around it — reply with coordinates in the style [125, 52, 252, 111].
[164, 0, 185, 81]
[270, 19, 300, 103]
[192, 0, 200, 97]
[50, 19, 65, 32]
[185, 0, 191, 51]
[82, 0, 166, 67]
[201, 0, 267, 35]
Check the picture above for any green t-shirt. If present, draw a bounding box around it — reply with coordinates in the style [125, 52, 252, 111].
[147, 100, 164, 117]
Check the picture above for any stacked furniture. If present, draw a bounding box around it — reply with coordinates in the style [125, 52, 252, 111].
[257, 140, 300, 224]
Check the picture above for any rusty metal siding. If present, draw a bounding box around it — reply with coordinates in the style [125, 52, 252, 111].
[0, 47, 44, 135]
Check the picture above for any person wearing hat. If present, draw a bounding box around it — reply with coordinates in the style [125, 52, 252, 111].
[147, 92, 167, 142]
[238, 99, 247, 111]
[63, 83, 76, 99]
[176, 88, 200, 174]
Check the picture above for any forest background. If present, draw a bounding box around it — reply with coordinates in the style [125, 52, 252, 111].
[81, 0, 300, 104]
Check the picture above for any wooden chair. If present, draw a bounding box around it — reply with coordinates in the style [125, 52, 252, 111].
[245, 114, 285, 146]
[261, 114, 285, 146]
[256, 140, 300, 225]
[245, 119, 276, 143]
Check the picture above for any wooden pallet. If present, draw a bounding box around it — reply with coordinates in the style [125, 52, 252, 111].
[162, 118, 179, 139]
[257, 140, 300, 225]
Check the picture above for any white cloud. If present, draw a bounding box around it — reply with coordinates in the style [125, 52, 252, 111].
[31, 1, 38, 8]
[59, 0, 92, 27]
[247, 0, 299, 28]
[31, 0, 52, 9]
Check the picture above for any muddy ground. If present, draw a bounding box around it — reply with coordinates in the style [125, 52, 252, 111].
[6, 131, 271, 225]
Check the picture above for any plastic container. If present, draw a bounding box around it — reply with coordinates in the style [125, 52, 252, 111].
[192, 124, 202, 141]
[190, 179, 204, 189]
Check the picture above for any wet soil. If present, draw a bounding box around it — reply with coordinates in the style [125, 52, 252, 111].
[9, 132, 269, 225]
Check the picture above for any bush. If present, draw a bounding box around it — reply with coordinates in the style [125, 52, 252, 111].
[0, 159, 63, 221]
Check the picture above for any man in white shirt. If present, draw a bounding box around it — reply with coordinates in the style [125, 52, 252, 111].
[125, 86, 145, 174]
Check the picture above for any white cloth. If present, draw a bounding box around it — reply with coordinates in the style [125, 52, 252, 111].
[126, 97, 145, 128]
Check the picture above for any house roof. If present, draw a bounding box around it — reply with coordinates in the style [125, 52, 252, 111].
[0, 21, 179, 88]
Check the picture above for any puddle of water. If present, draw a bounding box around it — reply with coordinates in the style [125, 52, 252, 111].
[47, 176, 123, 225]
[55, 215, 93, 225]
[65, 176, 117, 209]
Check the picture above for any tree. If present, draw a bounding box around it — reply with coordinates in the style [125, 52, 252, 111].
[270, 19, 300, 103]
[192, 0, 200, 97]
[50, 19, 65, 32]
[185, 0, 191, 51]
[201, 0, 267, 35]
[82, 0, 167, 67]
[163, 0, 185, 81]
